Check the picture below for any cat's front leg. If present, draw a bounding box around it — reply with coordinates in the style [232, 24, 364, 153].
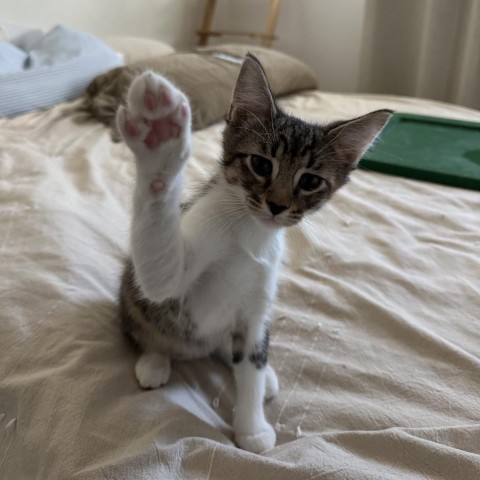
[233, 325, 276, 453]
[116, 72, 192, 303]
[215, 343, 279, 400]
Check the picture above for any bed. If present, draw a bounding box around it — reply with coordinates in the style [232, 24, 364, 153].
[1, 51, 479, 479]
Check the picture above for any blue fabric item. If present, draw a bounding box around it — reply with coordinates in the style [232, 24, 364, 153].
[0, 25, 123, 118]
[9, 29, 44, 52]
[0, 41, 27, 74]
[27, 24, 117, 68]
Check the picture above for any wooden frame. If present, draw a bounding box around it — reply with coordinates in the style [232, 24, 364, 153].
[197, 0, 282, 48]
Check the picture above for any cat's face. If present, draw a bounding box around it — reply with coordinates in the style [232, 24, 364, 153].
[222, 114, 353, 227]
[222, 54, 392, 228]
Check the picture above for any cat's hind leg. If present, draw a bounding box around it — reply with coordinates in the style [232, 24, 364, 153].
[135, 352, 171, 389]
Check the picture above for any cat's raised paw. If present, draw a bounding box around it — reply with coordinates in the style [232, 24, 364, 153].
[135, 352, 171, 389]
[116, 71, 191, 175]
[235, 421, 276, 453]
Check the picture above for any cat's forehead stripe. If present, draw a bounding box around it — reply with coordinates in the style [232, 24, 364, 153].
[267, 117, 316, 159]
[307, 154, 323, 170]
[279, 134, 288, 156]
[300, 130, 316, 158]
[270, 141, 279, 158]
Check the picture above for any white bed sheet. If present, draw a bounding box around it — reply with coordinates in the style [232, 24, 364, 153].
[1, 92, 479, 479]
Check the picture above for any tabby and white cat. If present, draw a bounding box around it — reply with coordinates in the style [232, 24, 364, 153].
[117, 54, 392, 453]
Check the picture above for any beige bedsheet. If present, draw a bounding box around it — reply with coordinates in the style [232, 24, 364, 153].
[1, 91, 479, 480]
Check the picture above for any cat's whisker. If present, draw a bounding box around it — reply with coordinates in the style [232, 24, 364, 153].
[224, 209, 249, 234]
[314, 119, 357, 157]
[238, 106, 273, 144]
[325, 203, 352, 225]
[200, 203, 249, 239]
[232, 125, 269, 143]
[287, 222, 302, 251]
[228, 212, 250, 237]
[270, 105, 276, 144]
[201, 207, 248, 240]
[216, 211, 245, 239]
[193, 206, 244, 241]
[311, 138, 396, 169]
[204, 209, 245, 228]
[301, 218, 351, 278]
[304, 221, 347, 276]
[364, 148, 404, 163]
[301, 216, 335, 253]
[294, 222, 325, 267]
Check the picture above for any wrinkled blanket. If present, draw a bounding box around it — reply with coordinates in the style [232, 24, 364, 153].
[1, 92, 479, 479]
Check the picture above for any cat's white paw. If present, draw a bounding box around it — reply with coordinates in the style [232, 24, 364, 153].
[235, 420, 276, 453]
[135, 352, 171, 389]
[265, 364, 279, 400]
[116, 71, 191, 180]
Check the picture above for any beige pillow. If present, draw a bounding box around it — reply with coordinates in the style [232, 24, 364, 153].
[83, 45, 318, 137]
[103, 36, 175, 64]
[197, 44, 318, 100]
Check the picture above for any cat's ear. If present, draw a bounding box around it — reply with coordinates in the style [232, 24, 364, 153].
[326, 109, 393, 167]
[227, 53, 277, 125]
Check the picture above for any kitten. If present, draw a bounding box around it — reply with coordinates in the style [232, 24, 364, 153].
[117, 54, 392, 453]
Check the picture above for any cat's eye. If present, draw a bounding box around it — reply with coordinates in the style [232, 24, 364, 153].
[250, 155, 272, 177]
[299, 173, 323, 192]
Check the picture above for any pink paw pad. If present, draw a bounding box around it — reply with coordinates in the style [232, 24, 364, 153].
[143, 117, 181, 149]
[150, 179, 165, 194]
[160, 90, 172, 108]
[125, 120, 139, 137]
[145, 130, 160, 149]
[152, 118, 172, 142]
[144, 91, 157, 111]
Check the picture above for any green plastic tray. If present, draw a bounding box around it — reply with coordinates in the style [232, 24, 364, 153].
[359, 113, 480, 191]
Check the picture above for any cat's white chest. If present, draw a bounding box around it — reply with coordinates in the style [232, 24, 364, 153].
[188, 229, 283, 339]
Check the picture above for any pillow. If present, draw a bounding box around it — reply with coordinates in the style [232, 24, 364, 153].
[0, 25, 123, 118]
[83, 44, 318, 137]
[103, 36, 175, 65]
[10, 30, 44, 52]
[0, 41, 27, 74]
[0, 22, 44, 51]
[27, 24, 120, 68]
[197, 44, 318, 100]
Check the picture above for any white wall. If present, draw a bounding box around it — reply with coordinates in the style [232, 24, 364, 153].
[212, 0, 368, 93]
[1, 0, 367, 93]
[1, 0, 205, 49]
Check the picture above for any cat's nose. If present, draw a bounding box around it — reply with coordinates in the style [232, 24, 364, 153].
[267, 201, 287, 216]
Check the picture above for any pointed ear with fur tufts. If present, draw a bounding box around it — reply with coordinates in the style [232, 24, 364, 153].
[326, 109, 393, 167]
[227, 53, 277, 125]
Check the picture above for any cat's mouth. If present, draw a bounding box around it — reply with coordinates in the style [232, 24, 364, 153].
[250, 210, 290, 229]
[258, 216, 283, 228]
[244, 199, 300, 228]
[258, 213, 303, 229]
